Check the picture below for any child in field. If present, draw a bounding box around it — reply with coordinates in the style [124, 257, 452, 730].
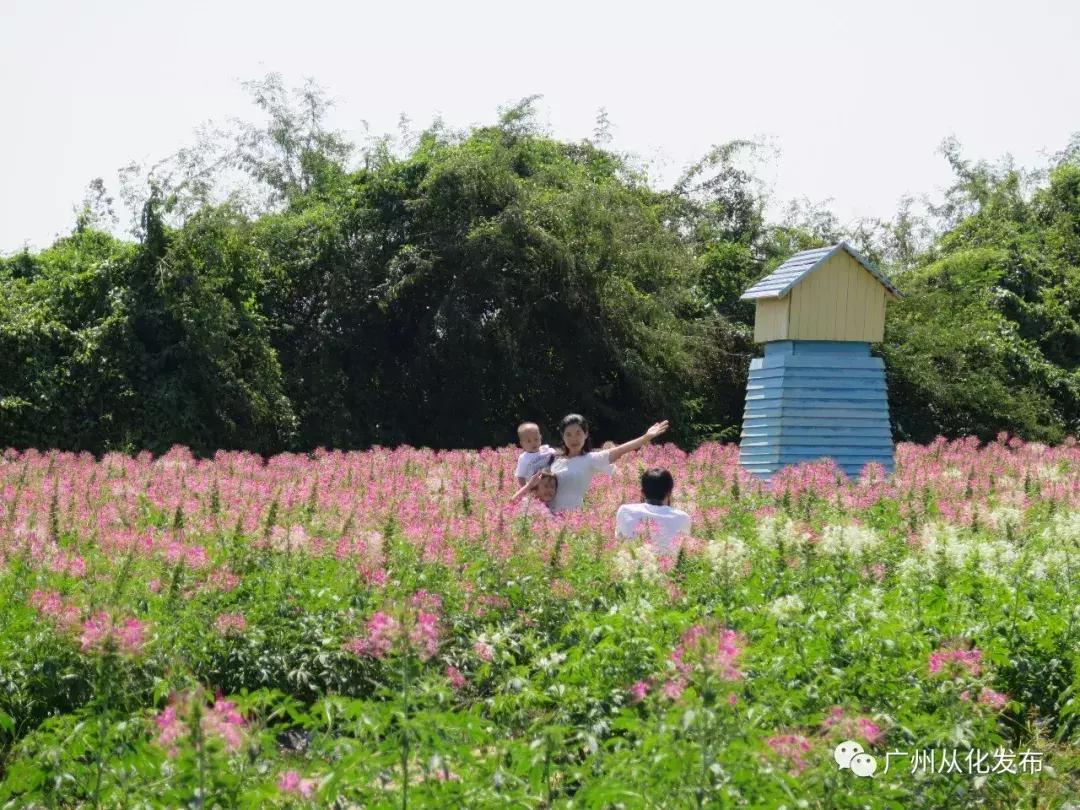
[509, 470, 559, 512]
[616, 467, 691, 556]
[515, 421, 558, 486]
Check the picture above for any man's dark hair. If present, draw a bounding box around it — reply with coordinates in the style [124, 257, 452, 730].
[641, 467, 674, 505]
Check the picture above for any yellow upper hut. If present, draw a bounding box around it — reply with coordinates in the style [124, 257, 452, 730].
[740, 242, 902, 343]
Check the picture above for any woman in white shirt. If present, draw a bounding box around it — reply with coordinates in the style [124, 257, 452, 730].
[547, 413, 668, 513]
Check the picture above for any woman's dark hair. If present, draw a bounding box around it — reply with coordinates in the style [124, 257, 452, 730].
[557, 413, 591, 454]
[641, 467, 675, 505]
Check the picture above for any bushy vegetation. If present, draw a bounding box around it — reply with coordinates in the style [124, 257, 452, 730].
[2, 78, 1077, 454]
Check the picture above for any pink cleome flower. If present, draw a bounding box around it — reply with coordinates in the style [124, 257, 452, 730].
[215, 613, 248, 636]
[628, 680, 650, 703]
[978, 688, 1008, 710]
[408, 611, 441, 662]
[929, 645, 983, 678]
[345, 611, 399, 659]
[766, 733, 814, 776]
[79, 611, 148, 655]
[410, 589, 443, 613]
[344, 601, 443, 661]
[153, 689, 247, 758]
[444, 665, 467, 690]
[29, 589, 82, 632]
[670, 624, 745, 682]
[278, 770, 317, 798]
[820, 706, 884, 746]
[960, 688, 1009, 711]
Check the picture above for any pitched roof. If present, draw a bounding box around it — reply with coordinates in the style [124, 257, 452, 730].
[739, 241, 903, 301]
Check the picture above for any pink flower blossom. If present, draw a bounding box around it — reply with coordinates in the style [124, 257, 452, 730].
[29, 589, 82, 631]
[79, 611, 148, 655]
[929, 645, 983, 678]
[961, 688, 1008, 711]
[278, 770, 317, 798]
[473, 641, 494, 662]
[670, 624, 745, 682]
[549, 579, 575, 599]
[345, 604, 442, 661]
[215, 613, 248, 636]
[409, 611, 440, 662]
[820, 706, 884, 746]
[346, 611, 399, 659]
[445, 665, 467, 689]
[153, 689, 247, 758]
[766, 733, 813, 776]
[661, 677, 687, 701]
[410, 589, 443, 612]
[629, 680, 650, 703]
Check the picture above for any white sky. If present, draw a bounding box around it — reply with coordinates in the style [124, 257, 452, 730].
[2, 0, 1078, 253]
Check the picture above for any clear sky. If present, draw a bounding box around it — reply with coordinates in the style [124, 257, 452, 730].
[2, 0, 1078, 253]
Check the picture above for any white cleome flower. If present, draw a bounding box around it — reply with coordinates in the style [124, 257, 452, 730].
[704, 534, 751, 574]
[1041, 511, 1080, 545]
[613, 543, 662, 583]
[985, 506, 1024, 534]
[756, 515, 812, 549]
[817, 523, 883, 556]
[767, 594, 805, 621]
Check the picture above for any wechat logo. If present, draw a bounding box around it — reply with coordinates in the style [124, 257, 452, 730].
[835, 740, 877, 777]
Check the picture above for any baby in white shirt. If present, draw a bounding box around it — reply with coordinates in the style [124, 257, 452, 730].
[515, 421, 558, 486]
[616, 467, 691, 556]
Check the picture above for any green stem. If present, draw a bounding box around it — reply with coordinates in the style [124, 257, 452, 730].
[401, 654, 411, 810]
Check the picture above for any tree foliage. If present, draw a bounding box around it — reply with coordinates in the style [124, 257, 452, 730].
[1, 78, 1078, 454]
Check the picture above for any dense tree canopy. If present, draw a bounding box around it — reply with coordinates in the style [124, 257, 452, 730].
[1, 83, 1077, 455]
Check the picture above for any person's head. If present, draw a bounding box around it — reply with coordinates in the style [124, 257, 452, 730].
[558, 413, 591, 457]
[641, 467, 675, 506]
[533, 470, 558, 503]
[517, 421, 542, 453]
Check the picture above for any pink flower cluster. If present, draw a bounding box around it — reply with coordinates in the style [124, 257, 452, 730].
[278, 770, 317, 798]
[636, 624, 745, 702]
[153, 690, 247, 758]
[79, 611, 149, 655]
[215, 612, 248, 636]
[410, 589, 443, 612]
[929, 645, 983, 678]
[444, 665, 467, 689]
[29, 589, 81, 632]
[345, 611, 399, 659]
[820, 705, 884, 746]
[960, 687, 1009, 711]
[671, 624, 745, 682]
[766, 733, 814, 776]
[163, 541, 210, 569]
[48, 554, 87, 578]
[345, 600, 441, 662]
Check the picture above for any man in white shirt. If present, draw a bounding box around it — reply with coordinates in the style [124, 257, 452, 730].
[616, 467, 691, 555]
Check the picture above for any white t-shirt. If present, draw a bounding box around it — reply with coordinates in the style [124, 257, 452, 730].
[516, 445, 555, 479]
[616, 502, 692, 553]
[549, 450, 615, 513]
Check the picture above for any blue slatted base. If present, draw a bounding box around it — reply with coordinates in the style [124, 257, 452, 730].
[738, 341, 895, 481]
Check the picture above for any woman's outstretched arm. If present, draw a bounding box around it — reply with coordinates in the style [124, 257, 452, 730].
[606, 420, 669, 463]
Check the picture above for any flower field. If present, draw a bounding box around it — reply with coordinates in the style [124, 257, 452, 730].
[1, 437, 1079, 808]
